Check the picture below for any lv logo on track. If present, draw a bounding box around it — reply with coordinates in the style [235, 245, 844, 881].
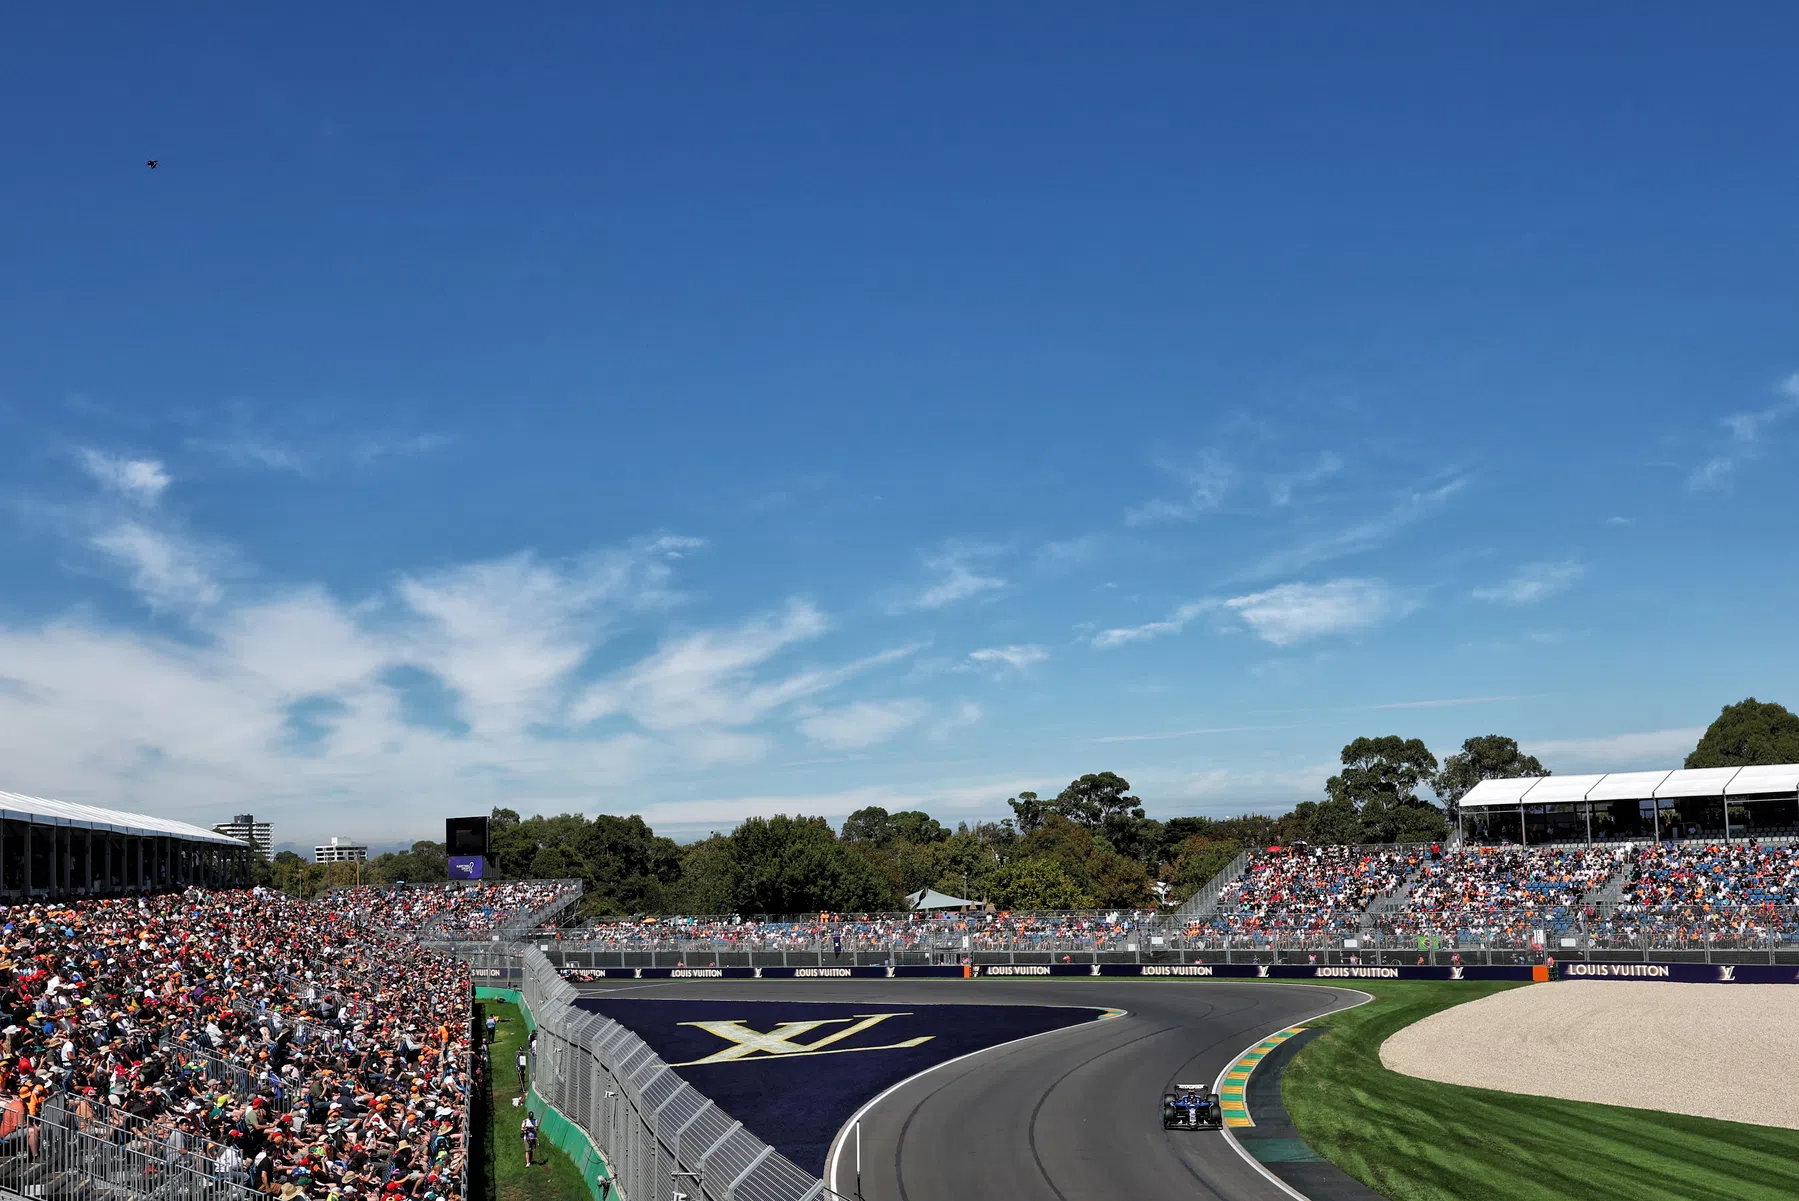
[672, 1013, 934, 1065]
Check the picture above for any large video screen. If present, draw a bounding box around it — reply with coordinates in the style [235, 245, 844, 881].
[445, 815, 490, 857]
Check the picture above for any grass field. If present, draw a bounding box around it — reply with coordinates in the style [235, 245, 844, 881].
[484, 1000, 596, 1201]
[1282, 980, 1799, 1201]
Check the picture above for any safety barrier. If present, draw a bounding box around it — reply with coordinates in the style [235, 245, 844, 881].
[539, 942, 1558, 970]
[470, 946, 830, 1201]
[549, 961, 1540, 982]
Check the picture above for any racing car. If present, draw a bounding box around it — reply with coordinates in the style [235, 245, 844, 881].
[1161, 1084, 1222, 1130]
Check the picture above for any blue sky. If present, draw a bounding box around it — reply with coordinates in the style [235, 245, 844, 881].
[3, 7, 1797, 849]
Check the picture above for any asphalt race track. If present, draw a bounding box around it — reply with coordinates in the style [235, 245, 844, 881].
[574, 995, 1109, 1172]
[575, 977, 1369, 1201]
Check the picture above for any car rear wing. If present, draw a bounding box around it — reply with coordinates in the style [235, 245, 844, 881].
[1175, 1083, 1204, 1090]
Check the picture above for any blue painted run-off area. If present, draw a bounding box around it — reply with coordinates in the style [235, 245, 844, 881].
[576, 998, 1105, 1172]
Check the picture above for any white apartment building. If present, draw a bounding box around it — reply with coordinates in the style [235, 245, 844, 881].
[314, 836, 369, 864]
[213, 814, 272, 857]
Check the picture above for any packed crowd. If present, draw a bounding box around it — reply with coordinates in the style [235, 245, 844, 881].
[336, 881, 577, 941]
[557, 841, 1799, 949]
[1182, 840, 1799, 946]
[1202, 845, 1423, 939]
[1597, 842, 1799, 943]
[1382, 846, 1623, 941]
[0, 887, 474, 1200]
[561, 909, 1159, 952]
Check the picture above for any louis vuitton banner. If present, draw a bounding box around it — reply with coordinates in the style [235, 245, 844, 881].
[560, 962, 1540, 982]
[1559, 961, 1799, 984]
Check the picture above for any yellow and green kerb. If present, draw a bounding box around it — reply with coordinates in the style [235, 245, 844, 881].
[1219, 1025, 1306, 1127]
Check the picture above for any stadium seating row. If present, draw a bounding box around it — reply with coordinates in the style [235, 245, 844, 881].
[556, 909, 1161, 952]
[550, 842, 1799, 949]
[1198, 841, 1799, 942]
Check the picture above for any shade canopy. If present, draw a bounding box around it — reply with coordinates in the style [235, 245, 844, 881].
[1457, 766, 1799, 810]
[1655, 768, 1744, 799]
[1585, 771, 1674, 802]
[1457, 777, 1539, 808]
[1726, 764, 1799, 796]
[903, 887, 979, 911]
[0, 790, 247, 846]
[1514, 774, 1606, 805]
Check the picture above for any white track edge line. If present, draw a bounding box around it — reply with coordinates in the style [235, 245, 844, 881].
[823, 1007, 1121, 1197]
[1212, 987, 1375, 1201]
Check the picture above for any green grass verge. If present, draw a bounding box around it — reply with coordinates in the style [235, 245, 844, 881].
[1282, 980, 1799, 1201]
[485, 1000, 597, 1201]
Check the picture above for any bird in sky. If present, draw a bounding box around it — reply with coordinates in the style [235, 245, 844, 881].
[145, 159, 158, 168]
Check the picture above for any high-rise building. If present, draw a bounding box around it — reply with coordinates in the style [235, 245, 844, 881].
[315, 836, 368, 865]
[213, 814, 272, 857]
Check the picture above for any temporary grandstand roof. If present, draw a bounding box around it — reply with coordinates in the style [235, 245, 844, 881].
[0, 791, 247, 846]
[1725, 764, 1799, 796]
[1457, 777, 1538, 808]
[1458, 766, 1799, 809]
[1584, 770, 1673, 802]
[1514, 773, 1606, 805]
[1655, 767, 1743, 798]
[904, 887, 979, 911]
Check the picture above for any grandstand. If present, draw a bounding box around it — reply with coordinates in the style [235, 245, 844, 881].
[0, 877, 582, 1201]
[0, 790, 252, 898]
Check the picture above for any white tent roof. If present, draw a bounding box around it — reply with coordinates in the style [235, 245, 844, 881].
[1727, 764, 1799, 796]
[1518, 774, 1607, 805]
[0, 791, 246, 846]
[903, 887, 979, 911]
[1655, 768, 1743, 798]
[1459, 765, 1799, 809]
[1457, 777, 1540, 809]
[1585, 770, 1673, 801]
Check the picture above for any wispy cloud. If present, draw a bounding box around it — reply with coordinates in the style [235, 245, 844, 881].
[571, 599, 830, 730]
[1126, 449, 1232, 525]
[965, 645, 1048, 672]
[1095, 722, 1296, 744]
[901, 544, 1007, 611]
[928, 700, 983, 740]
[1092, 601, 1212, 648]
[76, 450, 170, 507]
[0, 514, 931, 844]
[1224, 578, 1408, 646]
[1034, 536, 1101, 574]
[63, 454, 229, 615]
[1606, 516, 1633, 527]
[1243, 477, 1467, 580]
[1522, 727, 1705, 772]
[1354, 695, 1524, 711]
[1688, 372, 1799, 490]
[1267, 452, 1344, 506]
[1472, 560, 1584, 605]
[89, 522, 227, 613]
[192, 425, 450, 475]
[797, 699, 928, 749]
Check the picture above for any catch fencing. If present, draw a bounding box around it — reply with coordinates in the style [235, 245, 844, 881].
[472, 947, 833, 1201]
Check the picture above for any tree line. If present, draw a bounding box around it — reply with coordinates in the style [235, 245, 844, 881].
[262, 697, 1799, 913]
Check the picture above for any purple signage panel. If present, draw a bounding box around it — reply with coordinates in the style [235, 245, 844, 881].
[1560, 961, 1799, 984]
[447, 855, 485, 880]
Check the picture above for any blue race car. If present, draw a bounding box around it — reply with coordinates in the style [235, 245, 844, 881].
[1161, 1084, 1222, 1130]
